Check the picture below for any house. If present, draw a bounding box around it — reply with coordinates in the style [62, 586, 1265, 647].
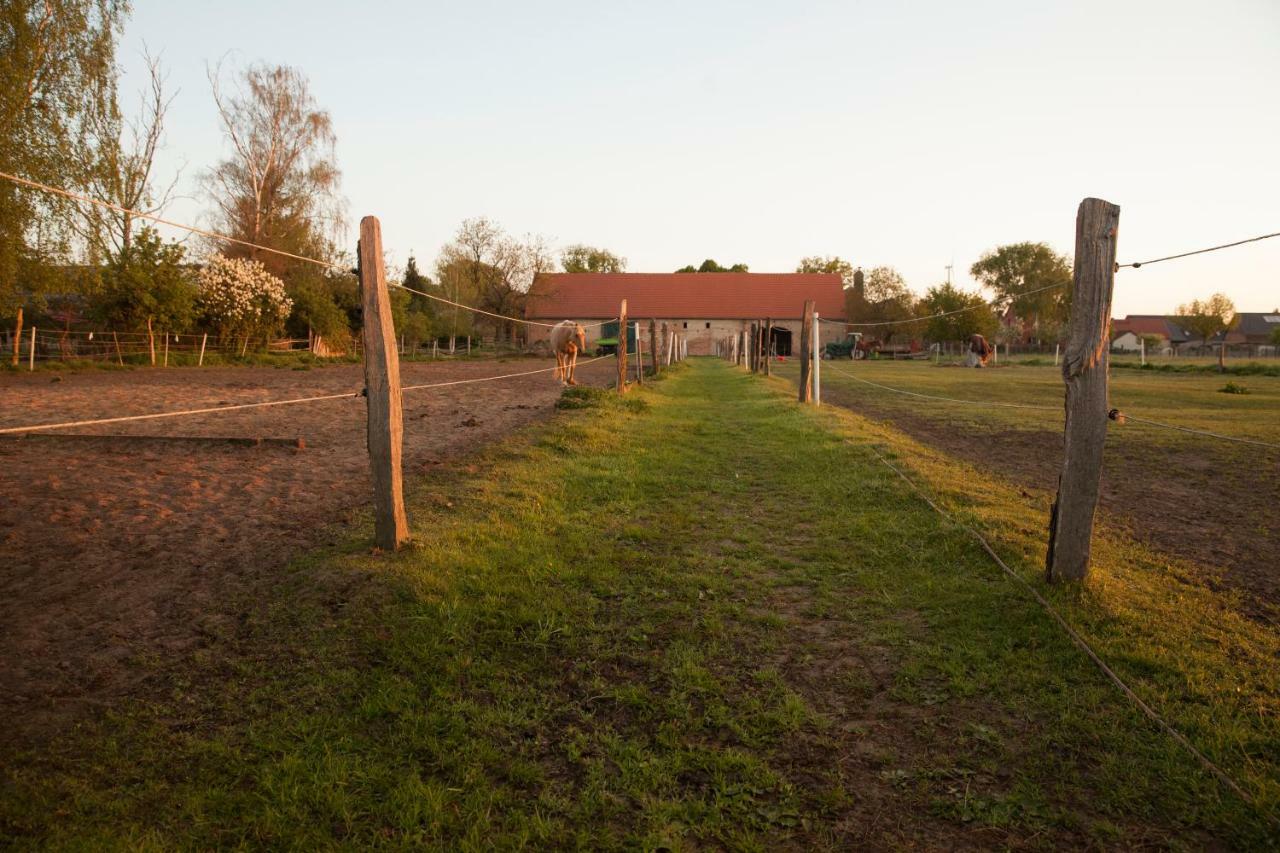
[525, 273, 847, 356]
[1111, 315, 1193, 355]
[1211, 312, 1280, 357]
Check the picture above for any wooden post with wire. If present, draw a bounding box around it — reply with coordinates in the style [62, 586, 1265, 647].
[358, 215, 410, 551]
[634, 321, 643, 385]
[1046, 197, 1120, 583]
[813, 308, 821, 406]
[28, 326, 36, 371]
[649, 318, 658, 377]
[798, 300, 814, 403]
[617, 299, 628, 393]
[198, 333, 208, 367]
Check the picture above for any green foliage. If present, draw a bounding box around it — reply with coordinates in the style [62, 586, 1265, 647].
[1177, 294, 1237, 348]
[89, 226, 196, 332]
[969, 242, 1072, 337]
[561, 244, 627, 274]
[0, 0, 129, 317]
[919, 282, 997, 343]
[796, 256, 856, 288]
[1219, 382, 1250, 395]
[286, 267, 353, 346]
[847, 266, 917, 343]
[675, 259, 749, 273]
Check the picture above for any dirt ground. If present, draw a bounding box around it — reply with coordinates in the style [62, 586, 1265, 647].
[0, 358, 612, 751]
[815, 383, 1280, 623]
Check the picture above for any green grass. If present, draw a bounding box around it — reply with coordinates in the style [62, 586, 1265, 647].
[3, 360, 1277, 848]
[776, 358, 1280, 447]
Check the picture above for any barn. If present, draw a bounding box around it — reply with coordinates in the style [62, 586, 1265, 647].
[525, 272, 847, 356]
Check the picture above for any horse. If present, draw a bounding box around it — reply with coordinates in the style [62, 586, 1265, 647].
[968, 333, 994, 367]
[550, 320, 587, 385]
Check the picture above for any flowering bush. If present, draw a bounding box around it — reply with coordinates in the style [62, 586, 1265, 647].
[197, 255, 293, 343]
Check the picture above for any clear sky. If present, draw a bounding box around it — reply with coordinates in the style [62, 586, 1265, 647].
[118, 0, 1280, 316]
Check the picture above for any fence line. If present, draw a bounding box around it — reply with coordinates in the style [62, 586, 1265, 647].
[864, 443, 1263, 816]
[1117, 230, 1280, 270]
[0, 356, 611, 436]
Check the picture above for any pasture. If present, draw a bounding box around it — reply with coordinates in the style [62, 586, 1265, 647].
[2, 360, 1277, 848]
[774, 358, 1280, 621]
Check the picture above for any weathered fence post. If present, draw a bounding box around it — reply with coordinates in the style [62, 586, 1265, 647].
[798, 299, 814, 403]
[11, 307, 21, 367]
[764, 318, 772, 376]
[1046, 197, 1120, 583]
[813, 308, 821, 406]
[649, 319, 658, 376]
[198, 333, 208, 367]
[617, 298, 628, 393]
[634, 321, 643, 384]
[358, 215, 410, 551]
[28, 326, 36, 371]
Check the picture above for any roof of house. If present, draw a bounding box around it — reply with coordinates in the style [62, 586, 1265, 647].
[1112, 315, 1192, 342]
[1235, 312, 1280, 337]
[526, 273, 846, 321]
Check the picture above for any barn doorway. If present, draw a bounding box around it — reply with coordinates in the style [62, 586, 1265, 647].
[770, 326, 792, 357]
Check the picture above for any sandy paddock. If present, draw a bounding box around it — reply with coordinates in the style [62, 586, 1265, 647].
[0, 357, 612, 749]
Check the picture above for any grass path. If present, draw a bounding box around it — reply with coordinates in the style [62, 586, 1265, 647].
[4, 360, 1277, 849]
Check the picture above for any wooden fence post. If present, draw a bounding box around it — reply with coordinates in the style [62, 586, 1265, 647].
[358, 215, 410, 551]
[765, 318, 772, 376]
[1046, 197, 1120, 583]
[147, 318, 155, 366]
[28, 326, 36, 371]
[617, 298, 628, 393]
[798, 300, 814, 402]
[649, 319, 658, 376]
[198, 333, 208, 367]
[634, 321, 643, 384]
[11, 307, 21, 367]
[813, 308, 821, 406]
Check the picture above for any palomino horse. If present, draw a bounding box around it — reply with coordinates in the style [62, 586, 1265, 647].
[550, 320, 587, 385]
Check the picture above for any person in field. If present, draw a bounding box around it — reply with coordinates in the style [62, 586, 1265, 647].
[550, 320, 587, 385]
[968, 333, 994, 367]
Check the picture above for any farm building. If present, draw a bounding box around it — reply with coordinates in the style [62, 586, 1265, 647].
[1210, 312, 1280, 357]
[525, 273, 847, 356]
[1111, 315, 1194, 355]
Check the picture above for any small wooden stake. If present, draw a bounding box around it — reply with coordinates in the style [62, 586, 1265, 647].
[1046, 198, 1120, 583]
[113, 331, 124, 365]
[358, 215, 410, 550]
[765, 318, 772, 376]
[649, 319, 658, 376]
[199, 333, 208, 367]
[617, 299, 628, 393]
[634, 321, 643, 384]
[798, 300, 815, 403]
[163, 334, 169, 367]
[147, 317, 156, 366]
[28, 326, 36, 371]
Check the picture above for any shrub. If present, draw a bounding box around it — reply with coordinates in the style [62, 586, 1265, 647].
[197, 256, 293, 344]
[1219, 382, 1250, 395]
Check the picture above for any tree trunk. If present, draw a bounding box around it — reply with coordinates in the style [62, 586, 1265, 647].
[11, 307, 22, 367]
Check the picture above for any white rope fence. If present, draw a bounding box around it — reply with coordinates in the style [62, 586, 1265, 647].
[0, 357, 612, 436]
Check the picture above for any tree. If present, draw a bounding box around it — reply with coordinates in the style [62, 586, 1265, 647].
[76, 48, 181, 261]
[197, 255, 293, 347]
[796, 255, 856, 289]
[435, 218, 551, 348]
[675, 259, 748, 273]
[969, 242, 1072, 344]
[1271, 325, 1280, 349]
[561, 244, 626, 274]
[1177, 293, 1237, 370]
[203, 62, 343, 281]
[919, 282, 997, 344]
[1, 0, 128, 322]
[847, 266, 917, 344]
[90, 225, 196, 334]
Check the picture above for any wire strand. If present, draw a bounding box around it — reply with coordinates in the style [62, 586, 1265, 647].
[0, 358, 613, 435]
[392, 282, 615, 330]
[1115, 411, 1280, 451]
[0, 170, 347, 272]
[1117, 231, 1280, 270]
[864, 444, 1265, 818]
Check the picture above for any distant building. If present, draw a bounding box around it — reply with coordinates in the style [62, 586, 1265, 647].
[1210, 312, 1280, 357]
[1111, 315, 1194, 355]
[525, 273, 847, 356]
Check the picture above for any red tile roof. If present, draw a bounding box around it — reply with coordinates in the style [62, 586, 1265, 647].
[526, 273, 846, 321]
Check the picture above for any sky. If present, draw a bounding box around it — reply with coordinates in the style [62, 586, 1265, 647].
[117, 0, 1280, 316]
